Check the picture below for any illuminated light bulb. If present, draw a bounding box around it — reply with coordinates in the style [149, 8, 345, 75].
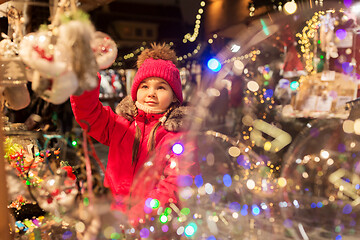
[233, 60, 244, 75]
[75, 222, 85, 233]
[228, 146, 241, 157]
[354, 119, 360, 135]
[252, 205, 260, 216]
[160, 214, 168, 223]
[184, 222, 197, 237]
[207, 58, 221, 72]
[327, 158, 334, 166]
[150, 199, 160, 209]
[351, 2, 360, 15]
[290, 81, 299, 90]
[247, 81, 259, 92]
[206, 88, 220, 97]
[170, 161, 176, 169]
[103, 226, 115, 238]
[278, 177, 287, 187]
[284, 1, 297, 15]
[247, 179, 255, 189]
[343, 120, 354, 133]
[264, 141, 272, 151]
[231, 44, 241, 53]
[336, 29, 347, 40]
[204, 183, 214, 194]
[320, 150, 329, 159]
[172, 143, 184, 155]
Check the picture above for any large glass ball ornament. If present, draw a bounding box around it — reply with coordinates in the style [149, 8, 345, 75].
[127, 129, 290, 239]
[281, 119, 360, 239]
[126, 133, 251, 239]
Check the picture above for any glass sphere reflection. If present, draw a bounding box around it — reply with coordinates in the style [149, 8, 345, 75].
[281, 119, 360, 239]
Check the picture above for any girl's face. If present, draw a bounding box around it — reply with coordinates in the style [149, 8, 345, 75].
[136, 77, 176, 112]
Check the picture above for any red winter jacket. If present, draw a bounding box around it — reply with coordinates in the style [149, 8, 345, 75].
[70, 78, 196, 223]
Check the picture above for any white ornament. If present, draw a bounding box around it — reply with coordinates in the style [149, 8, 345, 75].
[38, 71, 79, 105]
[3, 84, 30, 110]
[19, 32, 69, 78]
[91, 31, 118, 69]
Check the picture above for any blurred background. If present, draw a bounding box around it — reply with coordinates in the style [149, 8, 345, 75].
[1, 0, 360, 239]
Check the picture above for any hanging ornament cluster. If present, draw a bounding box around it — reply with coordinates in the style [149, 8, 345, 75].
[0, 4, 31, 110]
[18, 0, 118, 105]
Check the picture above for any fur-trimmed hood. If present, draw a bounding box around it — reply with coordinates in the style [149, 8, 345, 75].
[115, 96, 189, 132]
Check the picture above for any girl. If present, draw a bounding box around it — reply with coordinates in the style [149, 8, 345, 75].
[70, 43, 193, 224]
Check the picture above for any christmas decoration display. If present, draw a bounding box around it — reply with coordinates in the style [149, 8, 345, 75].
[289, 72, 357, 119]
[18, 0, 117, 105]
[0, 4, 30, 110]
[2, 0, 360, 239]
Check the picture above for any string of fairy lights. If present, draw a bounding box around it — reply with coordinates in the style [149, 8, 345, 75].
[296, 10, 326, 73]
[112, 0, 330, 68]
[112, 1, 207, 67]
[113, 0, 314, 68]
[249, 0, 324, 17]
[223, 49, 261, 64]
[182, 0, 206, 43]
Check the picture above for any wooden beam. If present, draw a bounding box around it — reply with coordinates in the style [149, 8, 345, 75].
[78, 0, 115, 11]
[0, 110, 11, 239]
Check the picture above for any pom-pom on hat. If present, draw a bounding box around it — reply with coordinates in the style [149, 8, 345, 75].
[131, 43, 183, 104]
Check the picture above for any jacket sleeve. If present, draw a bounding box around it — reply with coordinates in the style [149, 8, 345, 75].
[70, 73, 121, 146]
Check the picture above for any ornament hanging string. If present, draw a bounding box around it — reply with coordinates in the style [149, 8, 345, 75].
[85, 132, 115, 195]
[80, 119, 115, 201]
[80, 121, 94, 208]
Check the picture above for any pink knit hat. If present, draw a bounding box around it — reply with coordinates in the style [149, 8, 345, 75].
[131, 58, 183, 104]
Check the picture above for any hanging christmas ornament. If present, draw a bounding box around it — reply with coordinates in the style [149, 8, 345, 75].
[0, 56, 27, 85]
[91, 31, 118, 70]
[56, 18, 98, 94]
[19, 32, 70, 78]
[282, 44, 307, 78]
[31, 70, 79, 105]
[32, 165, 78, 215]
[0, 56, 30, 110]
[0, 6, 32, 110]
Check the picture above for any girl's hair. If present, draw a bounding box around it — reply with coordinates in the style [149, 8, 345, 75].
[131, 101, 180, 165]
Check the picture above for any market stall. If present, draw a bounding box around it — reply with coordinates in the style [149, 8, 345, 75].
[1, 0, 360, 239]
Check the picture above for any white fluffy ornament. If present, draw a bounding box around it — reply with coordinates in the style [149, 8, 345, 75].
[32, 70, 79, 105]
[57, 20, 98, 93]
[19, 32, 70, 78]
